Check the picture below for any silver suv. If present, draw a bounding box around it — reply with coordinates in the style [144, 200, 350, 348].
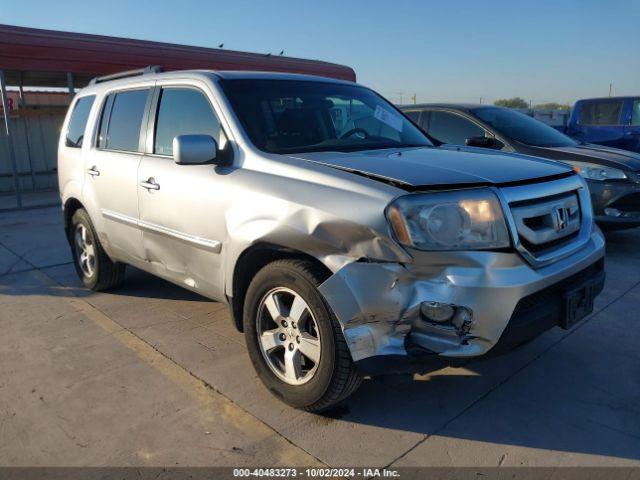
[58, 68, 606, 411]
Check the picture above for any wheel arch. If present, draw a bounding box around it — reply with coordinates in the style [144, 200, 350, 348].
[63, 197, 86, 242]
[228, 242, 333, 332]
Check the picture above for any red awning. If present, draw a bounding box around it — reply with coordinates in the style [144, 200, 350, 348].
[0, 24, 356, 87]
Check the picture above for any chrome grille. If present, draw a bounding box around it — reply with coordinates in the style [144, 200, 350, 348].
[497, 175, 593, 268]
[511, 192, 581, 250]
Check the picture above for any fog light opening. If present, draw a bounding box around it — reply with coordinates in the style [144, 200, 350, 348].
[420, 301, 455, 323]
[420, 302, 474, 334]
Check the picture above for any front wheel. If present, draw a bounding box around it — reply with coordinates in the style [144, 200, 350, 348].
[244, 259, 362, 412]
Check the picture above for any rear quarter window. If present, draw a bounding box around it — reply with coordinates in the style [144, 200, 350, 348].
[578, 101, 623, 125]
[65, 96, 95, 148]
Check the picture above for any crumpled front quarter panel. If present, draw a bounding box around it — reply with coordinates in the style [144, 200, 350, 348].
[221, 158, 411, 297]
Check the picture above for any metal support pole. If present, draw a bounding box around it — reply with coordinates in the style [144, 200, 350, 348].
[0, 70, 22, 208]
[17, 72, 35, 191]
[67, 72, 75, 98]
[18, 71, 26, 107]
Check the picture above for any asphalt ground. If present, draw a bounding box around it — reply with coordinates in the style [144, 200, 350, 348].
[1, 206, 639, 468]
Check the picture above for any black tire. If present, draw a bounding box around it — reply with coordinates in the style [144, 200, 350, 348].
[70, 208, 126, 291]
[243, 259, 362, 412]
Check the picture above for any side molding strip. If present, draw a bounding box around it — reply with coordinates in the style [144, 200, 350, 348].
[101, 209, 222, 253]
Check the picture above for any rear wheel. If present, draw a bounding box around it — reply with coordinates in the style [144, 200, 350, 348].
[244, 259, 362, 412]
[70, 208, 126, 291]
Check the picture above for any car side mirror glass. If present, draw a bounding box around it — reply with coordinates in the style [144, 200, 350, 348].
[465, 136, 499, 149]
[173, 134, 218, 165]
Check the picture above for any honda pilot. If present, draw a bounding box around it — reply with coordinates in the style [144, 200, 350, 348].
[58, 68, 605, 411]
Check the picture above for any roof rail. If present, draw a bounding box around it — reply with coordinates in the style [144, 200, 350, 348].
[89, 65, 163, 85]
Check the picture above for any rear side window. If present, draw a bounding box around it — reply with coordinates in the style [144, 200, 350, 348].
[579, 101, 623, 125]
[65, 96, 95, 148]
[426, 111, 485, 145]
[154, 88, 221, 156]
[98, 89, 149, 152]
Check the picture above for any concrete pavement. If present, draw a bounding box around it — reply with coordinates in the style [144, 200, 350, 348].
[1, 206, 639, 467]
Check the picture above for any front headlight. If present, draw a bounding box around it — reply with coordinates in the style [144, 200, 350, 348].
[565, 161, 627, 181]
[387, 188, 510, 251]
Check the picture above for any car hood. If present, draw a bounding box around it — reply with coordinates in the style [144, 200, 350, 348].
[289, 147, 572, 188]
[528, 143, 640, 171]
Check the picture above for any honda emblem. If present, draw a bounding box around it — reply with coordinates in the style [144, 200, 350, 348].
[552, 206, 569, 232]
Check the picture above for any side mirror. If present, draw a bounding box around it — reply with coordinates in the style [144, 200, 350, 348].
[173, 134, 218, 165]
[465, 136, 498, 149]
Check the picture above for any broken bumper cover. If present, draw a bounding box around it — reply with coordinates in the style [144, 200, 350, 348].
[318, 229, 605, 373]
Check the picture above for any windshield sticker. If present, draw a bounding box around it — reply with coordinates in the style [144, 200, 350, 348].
[374, 105, 403, 132]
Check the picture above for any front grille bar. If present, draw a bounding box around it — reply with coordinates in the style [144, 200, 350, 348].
[493, 175, 594, 268]
[511, 192, 581, 246]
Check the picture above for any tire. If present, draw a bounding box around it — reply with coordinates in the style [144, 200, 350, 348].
[70, 208, 126, 291]
[244, 259, 362, 412]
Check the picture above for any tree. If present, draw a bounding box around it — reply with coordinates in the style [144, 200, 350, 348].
[534, 102, 571, 110]
[494, 97, 529, 109]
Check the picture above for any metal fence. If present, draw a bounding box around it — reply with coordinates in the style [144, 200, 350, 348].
[0, 107, 64, 193]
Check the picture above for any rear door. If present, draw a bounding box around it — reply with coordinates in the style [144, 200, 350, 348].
[83, 86, 152, 261]
[623, 98, 640, 153]
[572, 99, 625, 148]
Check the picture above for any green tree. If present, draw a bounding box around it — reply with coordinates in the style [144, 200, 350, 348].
[494, 97, 529, 109]
[534, 102, 571, 110]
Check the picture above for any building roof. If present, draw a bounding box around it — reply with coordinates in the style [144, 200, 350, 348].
[0, 24, 356, 87]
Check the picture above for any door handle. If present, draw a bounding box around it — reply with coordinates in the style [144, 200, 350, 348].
[87, 166, 100, 177]
[140, 177, 160, 191]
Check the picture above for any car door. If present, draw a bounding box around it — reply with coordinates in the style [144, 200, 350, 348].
[623, 98, 640, 153]
[572, 99, 625, 148]
[137, 82, 229, 300]
[84, 86, 152, 261]
[420, 109, 496, 147]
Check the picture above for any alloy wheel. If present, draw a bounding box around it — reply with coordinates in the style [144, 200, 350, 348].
[74, 223, 96, 278]
[256, 287, 321, 385]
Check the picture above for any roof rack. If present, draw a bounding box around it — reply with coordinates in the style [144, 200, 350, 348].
[89, 65, 163, 85]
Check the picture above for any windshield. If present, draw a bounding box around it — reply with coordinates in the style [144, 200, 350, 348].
[472, 107, 576, 148]
[222, 79, 432, 154]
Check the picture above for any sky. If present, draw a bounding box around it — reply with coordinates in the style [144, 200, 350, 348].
[2, 0, 639, 105]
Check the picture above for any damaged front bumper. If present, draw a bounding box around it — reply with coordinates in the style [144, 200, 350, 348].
[319, 230, 605, 374]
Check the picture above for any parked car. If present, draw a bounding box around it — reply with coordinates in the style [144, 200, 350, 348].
[402, 104, 640, 229]
[566, 97, 640, 153]
[59, 69, 605, 411]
